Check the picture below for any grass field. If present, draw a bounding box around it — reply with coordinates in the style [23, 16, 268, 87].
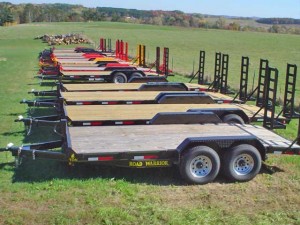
[0, 22, 300, 224]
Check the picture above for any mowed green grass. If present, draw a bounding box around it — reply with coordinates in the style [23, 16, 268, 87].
[0, 22, 300, 224]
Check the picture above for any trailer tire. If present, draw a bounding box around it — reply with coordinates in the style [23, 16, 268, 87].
[180, 146, 220, 184]
[222, 144, 261, 182]
[222, 114, 244, 124]
[130, 72, 143, 79]
[113, 72, 127, 83]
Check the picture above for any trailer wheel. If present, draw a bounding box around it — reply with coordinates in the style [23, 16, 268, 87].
[130, 72, 143, 79]
[222, 144, 261, 182]
[222, 114, 244, 124]
[180, 146, 220, 184]
[113, 72, 127, 83]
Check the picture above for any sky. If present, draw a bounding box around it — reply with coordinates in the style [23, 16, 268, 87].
[7, 0, 300, 19]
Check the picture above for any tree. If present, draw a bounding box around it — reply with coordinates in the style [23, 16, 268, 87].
[215, 17, 226, 29]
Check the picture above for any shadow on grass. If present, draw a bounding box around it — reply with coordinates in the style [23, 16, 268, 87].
[6, 156, 285, 186]
[40, 82, 57, 87]
[8, 113, 25, 117]
[1, 130, 26, 137]
[0, 161, 15, 171]
[11, 159, 184, 186]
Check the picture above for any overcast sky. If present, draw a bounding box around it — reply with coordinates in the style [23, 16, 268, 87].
[8, 0, 300, 18]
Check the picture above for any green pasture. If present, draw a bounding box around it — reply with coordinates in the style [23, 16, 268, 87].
[0, 22, 299, 224]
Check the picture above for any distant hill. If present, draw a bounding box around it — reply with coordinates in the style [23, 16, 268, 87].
[0, 2, 299, 34]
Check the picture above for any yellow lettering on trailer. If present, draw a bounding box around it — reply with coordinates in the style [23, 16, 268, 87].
[145, 160, 169, 167]
[129, 161, 143, 167]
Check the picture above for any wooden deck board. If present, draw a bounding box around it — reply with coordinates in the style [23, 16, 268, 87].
[62, 91, 162, 101]
[63, 83, 213, 92]
[61, 91, 233, 102]
[69, 124, 295, 154]
[61, 71, 110, 76]
[65, 104, 242, 121]
[64, 83, 142, 91]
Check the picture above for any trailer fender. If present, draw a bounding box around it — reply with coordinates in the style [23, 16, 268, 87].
[176, 135, 267, 162]
[138, 82, 187, 91]
[149, 112, 222, 125]
[222, 111, 249, 124]
[156, 92, 215, 104]
[188, 109, 249, 124]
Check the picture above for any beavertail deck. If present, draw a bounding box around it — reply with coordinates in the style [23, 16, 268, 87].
[68, 123, 299, 155]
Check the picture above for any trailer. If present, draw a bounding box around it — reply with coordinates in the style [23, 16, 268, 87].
[39, 46, 171, 82]
[29, 83, 215, 96]
[1, 121, 299, 184]
[18, 103, 287, 130]
[21, 90, 242, 109]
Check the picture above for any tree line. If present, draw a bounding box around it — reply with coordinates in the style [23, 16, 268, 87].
[256, 18, 300, 25]
[1, 2, 299, 35]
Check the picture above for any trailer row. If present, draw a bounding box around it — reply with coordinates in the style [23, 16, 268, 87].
[2, 44, 300, 185]
[38, 45, 171, 83]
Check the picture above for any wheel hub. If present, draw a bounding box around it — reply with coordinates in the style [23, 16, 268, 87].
[233, 154, 254, 175]
[190, 155, 212, 178]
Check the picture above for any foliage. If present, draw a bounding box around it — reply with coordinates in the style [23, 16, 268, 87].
[0, 2, 14, 25]
[1, 2, 300, 34]
[256, 18, 300, 25]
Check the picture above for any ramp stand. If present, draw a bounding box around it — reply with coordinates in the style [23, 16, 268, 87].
[250, 66, 285, 129]
[239, 56, 249, 101]
[220, 54, 229, 94]
[263, 68, 280, 129]
[246, 59, 269, 104]
[188, 50, 206, 85]
[232, 56, 249, 102]
[256, 59, 269, 106]
[163, 47, 169, 77]
[156, 47, 160, 74]
[281, 64, 299, 119]
[213, 52, 222, 91]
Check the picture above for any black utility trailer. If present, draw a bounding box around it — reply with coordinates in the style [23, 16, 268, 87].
[21, 90, 241, 109]
[2, 121, 299, 184]
[17, 105, 250, 132]
[37, 69, 164, 84]
[29, 82, 211, 96]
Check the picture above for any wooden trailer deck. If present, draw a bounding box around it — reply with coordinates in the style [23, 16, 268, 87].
[60, 70, 158, 76]
[65, 104, 239, 121]
[62, 83, 211, 92]
[57, 58, 117, 64]
[69, 123, 297, 154]
[61, 66, 149, 71]
[61, 91, 236, 104]
[64, 104, 282, 122]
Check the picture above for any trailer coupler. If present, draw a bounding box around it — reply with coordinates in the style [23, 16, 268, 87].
[0, 142, 67, 163]
[35, 75, 60, 80]
[20, 99, 58, 108]
[28, 89, 58, 97]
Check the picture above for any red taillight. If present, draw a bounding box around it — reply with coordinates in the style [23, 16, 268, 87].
[144, 155, 158, 159]
[98, 156, 114, 161]
[91, 121, 102, 126]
